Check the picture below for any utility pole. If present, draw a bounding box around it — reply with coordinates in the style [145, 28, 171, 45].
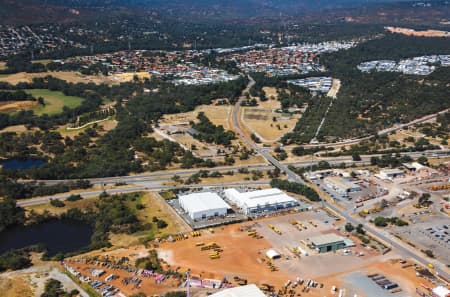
[186, 271, 190, 297]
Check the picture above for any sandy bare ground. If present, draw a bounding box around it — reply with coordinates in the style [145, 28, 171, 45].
[157, 224, 292, 287]
[0, 100, 37, 113]
[0, 258, 89, 297]
[0, 71, 118, 85]
[242, 105, 299, 142]
[327, 78, 341, 98]
[0, 124, 38, 133]
[111, 71, 151, 83]
[386, 26, 450, 37]
[161, 103, 231, 130]
[262, 87, 278, 100]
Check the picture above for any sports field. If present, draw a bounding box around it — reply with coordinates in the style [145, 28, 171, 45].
[25, 89, 84, 115]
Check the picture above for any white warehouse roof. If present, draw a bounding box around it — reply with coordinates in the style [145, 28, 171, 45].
[225, 188, 297, 209]
[209, 284, 266, 297]
[266, 249, 281, 259]
[178, 192, 231, 213]
[432, 286, 450, 297]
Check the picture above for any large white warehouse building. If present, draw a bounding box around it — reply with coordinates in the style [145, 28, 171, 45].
[178, 192, 231, 220]
[224, 188, 299, 215]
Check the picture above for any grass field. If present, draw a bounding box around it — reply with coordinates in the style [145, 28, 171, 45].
[131, 192, 190, 238]
[25, 89, 84, 115]
[26, 195, 100, 216]
[31, 59, 52, 65]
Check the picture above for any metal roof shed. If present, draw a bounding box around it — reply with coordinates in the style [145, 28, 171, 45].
[209, 284, 266, 297]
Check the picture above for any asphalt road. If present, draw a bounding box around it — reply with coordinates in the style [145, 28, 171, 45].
[17, 180, 270, 207]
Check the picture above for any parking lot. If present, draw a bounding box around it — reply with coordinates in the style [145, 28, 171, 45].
[393, 216, 450, 263]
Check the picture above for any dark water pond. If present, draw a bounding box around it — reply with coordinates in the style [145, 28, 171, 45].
[0, 219, 93, 256]
[1, 158, 46, 170]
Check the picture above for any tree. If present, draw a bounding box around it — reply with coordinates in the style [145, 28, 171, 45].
[50, 199, 65, 208]
[423, 249, 434, 258]
[356, 223, 366, 234]
[352, 152, 361, 161]
[157, 219, 168, 229]
[418, 193, 432, 207]
[345, 223, 354, 232]
[417, 156, 428, 165]
[373, 217, 388, 227]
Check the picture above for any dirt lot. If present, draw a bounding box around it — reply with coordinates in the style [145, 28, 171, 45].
[157, 224, 292, 287]
[111, 72, 151, 83]
[386, 26, 450, 37]
[262, 87, 278, 100]
[327, 79, 341, 98]
[155, 217, 432, 297]
[0, 124, 38, 133]
[0, 256, 89, 297]
[242, 105, 299, 142]
[0, 100, 37, 113]
[0, 71, 118, 85]
[161, 103, 232, 130]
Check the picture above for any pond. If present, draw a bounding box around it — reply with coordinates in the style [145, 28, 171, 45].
[0, 219, 93, 256]
[0, 158, 46, 170]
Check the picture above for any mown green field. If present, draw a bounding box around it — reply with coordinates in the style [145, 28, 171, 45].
[25, 89, 84, 115]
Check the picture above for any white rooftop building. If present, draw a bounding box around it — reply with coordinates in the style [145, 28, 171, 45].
[432, 286, 450, 297]
[209, 284, 266, 297]
[378, 169, 405, 180]
[224, 188, 299, 215]
[178, 192, 231, 220]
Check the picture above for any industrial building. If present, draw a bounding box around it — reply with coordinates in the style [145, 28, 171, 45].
[266, 249, 281, 259]
[432, 286, 450, 297]
[308, 234, 353, 253]
[378, 169, 405, 180]
[324, 176, 361, 196]
[209, 284, 266, 297]
[224, 188, 300, 215]
[178, 192, 231, 220]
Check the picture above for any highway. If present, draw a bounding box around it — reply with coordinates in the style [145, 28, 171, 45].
[25, 149, 449, 186]
[17, 180, 271, 207]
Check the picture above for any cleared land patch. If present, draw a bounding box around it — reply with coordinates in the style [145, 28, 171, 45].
[0, 71, 117, 85]
[0, 100, 37, 113]
[242, 102, 299, 142]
